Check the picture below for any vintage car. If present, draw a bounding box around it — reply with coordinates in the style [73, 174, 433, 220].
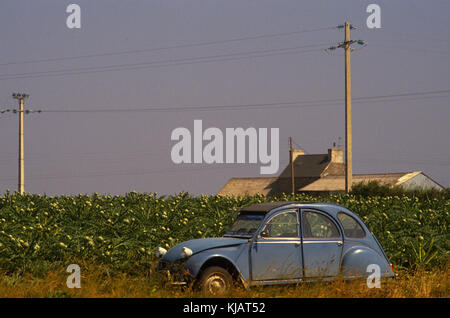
[156, 201, 394, 294]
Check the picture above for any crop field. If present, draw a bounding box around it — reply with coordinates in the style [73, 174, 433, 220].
[0, 191, 448, 297]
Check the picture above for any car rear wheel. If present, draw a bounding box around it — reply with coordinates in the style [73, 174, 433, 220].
[198, 266, 233, 295]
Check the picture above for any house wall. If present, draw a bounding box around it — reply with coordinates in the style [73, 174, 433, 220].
[400, 173, 444, 191]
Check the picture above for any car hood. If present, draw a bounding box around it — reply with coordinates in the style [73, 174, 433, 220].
[161, 237, 247, 262]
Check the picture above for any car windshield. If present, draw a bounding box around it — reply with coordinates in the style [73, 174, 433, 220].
[224, 214, 265, 237]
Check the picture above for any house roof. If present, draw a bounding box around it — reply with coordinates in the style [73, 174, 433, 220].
[218, 177, 278, 196]
[218, 145, 443, 196]
[321, 162, 346, 177]
[299, 172, 423, 191]
[278, 153, 345, 178]
[278, 154, 330, 178]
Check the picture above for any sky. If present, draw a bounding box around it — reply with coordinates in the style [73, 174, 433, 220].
[0, 0, 449, 195]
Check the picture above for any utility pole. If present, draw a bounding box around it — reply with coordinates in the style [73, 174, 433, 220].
[343, 22, 352, 194]
[289, 137, 295, 196]
[1, 94, 41, 195]
[12, 93, 29, 195]
[328, 23, 365, 193]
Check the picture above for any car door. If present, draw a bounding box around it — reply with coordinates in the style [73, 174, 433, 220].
[250, 210, 303, 281]
[301, 209, 343, 278]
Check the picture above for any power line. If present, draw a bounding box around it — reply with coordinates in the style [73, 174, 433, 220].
[356, 158, 450, 167]
[0, 149, 167, 159]
[382, 30, 450, 44]
[371, 43, 450, 57]
[0, 144, 291, 160]
[0, 156, 447, 183]
[293, 141, 304, 149]
[0, 26, 335, 67]
[0, 44, 329, 81]
[0, 114, 16, 120]
[352, 89, 450, 101]
[36, 88, 450, 113]
[0, 43, 328, 77]
[0, 89, 448, 119]
[0, 164, 255, 182]
[0, 151, 167, 165]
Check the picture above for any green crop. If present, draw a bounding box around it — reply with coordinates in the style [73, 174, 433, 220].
[0, 191, 448, 274]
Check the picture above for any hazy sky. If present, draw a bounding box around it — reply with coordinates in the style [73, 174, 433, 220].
[0, 0, 449, 195]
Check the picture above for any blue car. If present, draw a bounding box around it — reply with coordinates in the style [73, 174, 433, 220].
[156, 201, 394, 294]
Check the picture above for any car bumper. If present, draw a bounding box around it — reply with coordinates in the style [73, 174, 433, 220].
[156, 260, 193, 285]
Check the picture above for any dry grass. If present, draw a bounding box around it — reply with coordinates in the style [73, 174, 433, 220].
[0, 262, 448, 298]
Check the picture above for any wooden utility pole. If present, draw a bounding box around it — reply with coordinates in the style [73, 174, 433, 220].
[19, 97, 24, 194]
[328, 22, 365, 193]
[289, 137, 295, 196]
[12, 93, 29, 195]
[344, 22, 353, 193]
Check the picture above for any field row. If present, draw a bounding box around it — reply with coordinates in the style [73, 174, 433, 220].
[0, 191, 448, 274]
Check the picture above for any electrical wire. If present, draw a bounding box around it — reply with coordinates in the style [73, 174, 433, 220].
[0, 164, 255, 182]
[370, 43, 450, 57]
[0, 156, 447, 182]
[0, 45, 329, 81]
[0, 89, 448, 119]
[0, 26, 335, 67]
[36, 89, 450, 113]
[381, 30, 450, 44]
[356, 158, 450, 167]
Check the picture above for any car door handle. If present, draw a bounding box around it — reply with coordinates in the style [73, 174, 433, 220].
[337, 241, 343, 246]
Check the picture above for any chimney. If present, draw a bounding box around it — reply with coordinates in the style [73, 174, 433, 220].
[328, 147, 343, 163]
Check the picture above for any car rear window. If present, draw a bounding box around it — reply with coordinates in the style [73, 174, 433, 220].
[337, 212, 365, 238]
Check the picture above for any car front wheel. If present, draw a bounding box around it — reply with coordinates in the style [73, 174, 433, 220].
[198, 266, 233, 295]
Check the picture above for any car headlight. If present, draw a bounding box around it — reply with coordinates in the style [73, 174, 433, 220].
[155, 246, 167, 258]
[180, 247, 193, 258]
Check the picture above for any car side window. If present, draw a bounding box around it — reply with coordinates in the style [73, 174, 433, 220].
[337, 212, 365, 238]
[302, 211, 340, 239]
[263, 211, 299, 238]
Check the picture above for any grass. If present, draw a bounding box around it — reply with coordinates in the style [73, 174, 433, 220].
[0, 189, 448, 297]
[0, 191, 448, 273]
[0, 261, 448, 298]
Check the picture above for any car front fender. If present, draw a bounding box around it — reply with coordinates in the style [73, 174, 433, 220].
[184, 244, 249, 283]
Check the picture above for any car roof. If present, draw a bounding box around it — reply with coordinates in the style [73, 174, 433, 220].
[240, 201, 309, 214]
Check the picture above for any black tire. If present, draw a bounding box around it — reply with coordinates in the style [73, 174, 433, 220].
[198, 266, 233, 295]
